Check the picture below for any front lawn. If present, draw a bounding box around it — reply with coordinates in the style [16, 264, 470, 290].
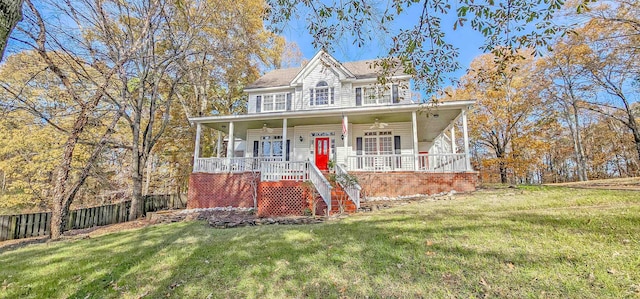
[1, 186, 639, 298]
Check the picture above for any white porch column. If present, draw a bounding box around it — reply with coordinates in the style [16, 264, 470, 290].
[282, 118, 288, 160]
[412, 111, 419, 171]
[450, 126, 457, 153]
[216, 130, 222, 157]
[227, 121, 234, 159]
[193, 123, 201, 172]
[461, 109, 471, 171]
[343, 115, 349, 164]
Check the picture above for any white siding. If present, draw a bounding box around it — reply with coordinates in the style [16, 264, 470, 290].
[292, 124, 343, 162]
[244, 122, 417, 164]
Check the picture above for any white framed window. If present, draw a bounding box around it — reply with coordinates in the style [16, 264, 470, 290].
[261, 135, 283, 157]
[363, 85, 392, 105]
[257, 93, 289, 112]
[310, 81, 334, 106]
[363, 131, 394, 155]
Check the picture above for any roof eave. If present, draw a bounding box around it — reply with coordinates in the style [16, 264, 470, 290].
[188, 100, 475, 124]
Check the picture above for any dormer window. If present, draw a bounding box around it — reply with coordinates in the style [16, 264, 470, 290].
[310, 81, 334, 106]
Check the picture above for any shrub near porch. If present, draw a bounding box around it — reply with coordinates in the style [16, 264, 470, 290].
[0, 186, 639, 298]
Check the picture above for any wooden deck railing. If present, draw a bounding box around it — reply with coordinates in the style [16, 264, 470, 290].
[345, 153, 469, 172]
[260, 161, 309, 181]
[193, 157, 283, 173]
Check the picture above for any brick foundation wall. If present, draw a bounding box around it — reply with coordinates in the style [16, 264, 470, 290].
[352, 172, 478, 198]
[187, 173, 256, 209]
[257, 181, 308, 217]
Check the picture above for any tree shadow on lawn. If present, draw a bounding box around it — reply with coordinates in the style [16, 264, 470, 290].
[504, 212, 640, 236]
[128, 216, 591, 298]
[4, 204, 638, 298]
[0, 224, 193, 298]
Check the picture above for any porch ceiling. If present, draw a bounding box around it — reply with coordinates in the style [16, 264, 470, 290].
[196, 102, 472, 141]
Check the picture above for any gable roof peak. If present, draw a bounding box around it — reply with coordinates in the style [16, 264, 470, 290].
[290, 49, 355, 85]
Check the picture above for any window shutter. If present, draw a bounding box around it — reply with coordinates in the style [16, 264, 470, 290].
[330, 87, 335, 104]
[309, 89, 314, 106]
[286, 140, 290, 161]
[253, 140, 259, 157]
[256, 95, 261, 112]
[394, 135, 402, 168]
[355, 88, 362, 106]
[356, 137, 363, 155]
[286, 93, 292, 111]
[392, 84, 399, 103]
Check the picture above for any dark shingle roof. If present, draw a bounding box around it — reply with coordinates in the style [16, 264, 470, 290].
[246, 59, 406, 89]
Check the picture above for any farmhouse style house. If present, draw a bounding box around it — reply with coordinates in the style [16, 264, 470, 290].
[187, 50, 477, 216]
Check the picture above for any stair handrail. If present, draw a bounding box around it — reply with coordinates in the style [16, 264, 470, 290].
[335, 163, 361, 209]
[307, 160, 332, 215]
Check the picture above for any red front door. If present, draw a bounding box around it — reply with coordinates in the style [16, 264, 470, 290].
[315, 137, 330, 171]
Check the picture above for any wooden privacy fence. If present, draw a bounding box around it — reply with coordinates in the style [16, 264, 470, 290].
[0, 194, 186, 242]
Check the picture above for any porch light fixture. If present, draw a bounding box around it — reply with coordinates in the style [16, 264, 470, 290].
[299, 135, 304, 142]
[341, 134, 344, 140]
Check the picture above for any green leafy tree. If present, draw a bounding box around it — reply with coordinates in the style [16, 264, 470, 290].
[267, 0, 580, 94]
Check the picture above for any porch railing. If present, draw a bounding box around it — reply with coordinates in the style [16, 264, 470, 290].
[345, 153, 469, 172]
[308, 161, 332, 215]
[335, 164, 361, 209]
[193, 157, 283, 173]
[260, 161, 309, 181]
[345, 154, 415, 172]
[419, 153, 467, 172]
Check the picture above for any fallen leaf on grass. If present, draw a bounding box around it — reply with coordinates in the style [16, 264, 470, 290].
[425, 251, 436, 256]
[506, 262, 515, 270]
[480, 277, 490, 289]
[426, 240, 433, 246]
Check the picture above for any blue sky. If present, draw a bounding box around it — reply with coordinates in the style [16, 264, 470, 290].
[277, 5, 487, 84]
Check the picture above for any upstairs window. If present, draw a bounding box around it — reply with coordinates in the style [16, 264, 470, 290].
[364, 86, 391, 105]
[256, 93, 291, 112]
[309, 81, 334, 106]
[356, 84, 399, 106]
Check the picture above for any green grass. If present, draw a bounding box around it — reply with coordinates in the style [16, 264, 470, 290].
[1, 187, 639, 298]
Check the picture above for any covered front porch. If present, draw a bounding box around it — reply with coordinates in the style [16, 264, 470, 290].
[190, 101, 475, 175]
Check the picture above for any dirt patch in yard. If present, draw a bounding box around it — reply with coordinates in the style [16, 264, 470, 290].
[544, 177, 640, 191]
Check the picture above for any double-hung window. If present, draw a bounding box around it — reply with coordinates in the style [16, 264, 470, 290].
[256, 93, 291, 112]
[309, 81, 334, 106]
[364, 86, 391, 105]
[355, 84, 399, 106]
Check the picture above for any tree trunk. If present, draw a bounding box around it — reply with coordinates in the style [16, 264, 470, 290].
[129, 152, 146, 220]
[499, 160, 508, 184]
[567, 115, 588, 181]
[50, 197, 71, 239]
